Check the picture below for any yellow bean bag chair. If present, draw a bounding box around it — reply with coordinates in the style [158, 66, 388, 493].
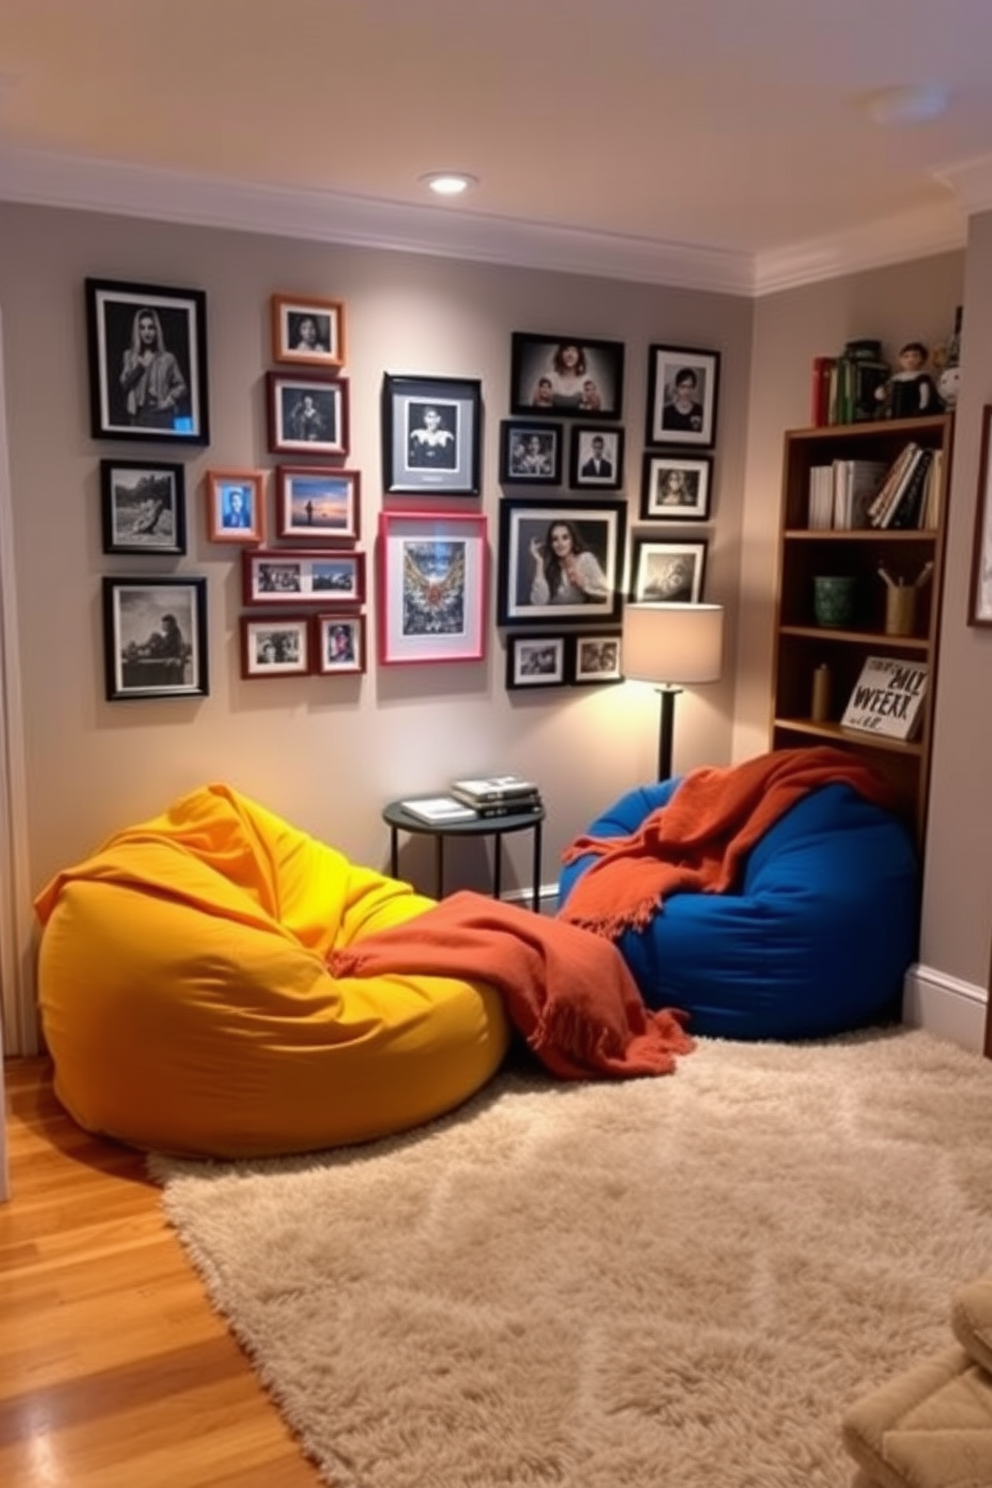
[33, 784, 510, 1158]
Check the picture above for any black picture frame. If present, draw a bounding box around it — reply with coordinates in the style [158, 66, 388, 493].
[629, 538, 708, 603]
[645, 344, 721, 449]
[100, 459, 187, 555]
[102, 575, 209, 701]
[381, 374, 482, 495]
[499, 420, 563, 486]
[505, 633, 568, 690]
[266, 371, 349, 457]
[510, 332, 625, 420]
[569, 630, 624, 685]
[639, 453, 713, 521]
[496, 497, 627, 626]
[85, 278, 209, 445]
[569, 426, 625, 491]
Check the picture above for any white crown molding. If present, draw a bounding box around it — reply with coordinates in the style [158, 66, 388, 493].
[0, 145, 973, 299]
[753, 200, 967, 296]
[933, 151, 992, 216]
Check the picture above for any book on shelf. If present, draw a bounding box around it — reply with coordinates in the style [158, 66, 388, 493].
[810, 356, 835, 427]
[832, 458, 889, 529]
[839, 656, 929, 742]
[865, 443, 920, 527]
[399, 795, 478, 824]
[449, 774, 540, 803]
[885, 448, 934, 530]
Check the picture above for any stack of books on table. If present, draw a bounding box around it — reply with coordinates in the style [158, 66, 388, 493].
[449, 774, 543, 819]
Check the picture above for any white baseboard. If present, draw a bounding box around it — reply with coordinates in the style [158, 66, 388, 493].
[902, 963, 988, 1053]
[502, 883, 560, 914]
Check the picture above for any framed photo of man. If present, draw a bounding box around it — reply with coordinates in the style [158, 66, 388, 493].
[570, 426, 625, 491]
[510, 333, 624, 420]
[102, 576, 209, 701]
[640, 453, 713, 521]
[86, 278, 209, 445]
[645, 344, 721, 448]
[381, 374, 481, 495]
[267, 372, 349, 456]
[205, 469, 266, 544]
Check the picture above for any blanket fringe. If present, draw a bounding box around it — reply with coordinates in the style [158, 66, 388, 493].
[557, 896, 660, 941]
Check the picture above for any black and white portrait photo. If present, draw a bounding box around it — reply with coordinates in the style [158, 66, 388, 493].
[267, 373, 349, 456]
[100, 460, 186, 555]
[270, 293, 346, 368]
[505, 634, 567, 689]
[630, 539, 707, 604]
[640, 454, 713, 521]
[510, 333, 625, 420]
[103, 576, 208, 700]
[571, 426, 624, 489]
[86, 279, 209, 445]
[406, 402, 459, 472]
[499, 421, 562, 486]
[381, 375, 481, 495]
[645, 344, 721, 448]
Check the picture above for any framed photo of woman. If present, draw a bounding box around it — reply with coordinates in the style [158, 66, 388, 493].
[645, 344, 720, 448]
[510, 333, 625, 420]
[270, 293, 346, 369]
[86, 278, 209, 445]
[496, 498, 627, 626]
[505, 634, 568, 690]
[640, 453, 713, 520]
[499, 421, 563, 486]
[630, 538, 708, 604]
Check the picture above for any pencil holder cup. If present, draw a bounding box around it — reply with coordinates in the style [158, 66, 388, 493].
[812, 576, 856, 628]
[884, 584, 917, 636]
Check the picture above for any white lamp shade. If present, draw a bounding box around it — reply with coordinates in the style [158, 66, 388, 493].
[623, 603, 724, 685]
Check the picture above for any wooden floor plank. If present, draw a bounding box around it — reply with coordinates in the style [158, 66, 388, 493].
[1, 1058, 324, 1487]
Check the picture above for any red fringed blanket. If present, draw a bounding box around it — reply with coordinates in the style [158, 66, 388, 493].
[559, 746, 901, 940]
[329, 890, 694, 1081]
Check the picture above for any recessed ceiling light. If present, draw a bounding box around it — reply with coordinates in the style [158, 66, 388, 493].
[419, 172, 478, 197]
[864, 83, 950, 127]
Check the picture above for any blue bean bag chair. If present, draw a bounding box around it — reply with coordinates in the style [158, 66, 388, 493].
[557, 776, 919, 1041]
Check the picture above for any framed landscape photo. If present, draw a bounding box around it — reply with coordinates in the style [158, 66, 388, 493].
[239, 614, 311, 679]
[505, 633, 568, 690]
[242, 549, 366, 606]
[640, 453, 713, 521]
[100, 459, 186, 555]
[496, 498, 627, 626]
[205, 469, 265, 544]
[499, 420, 563, 486]
[630, 538, 707, 604]
[378, 511, 487, 665]
[570, 631, 623, 685]
[270, 293, 346, 370]
[510, 333, 624, 420]
[645, 344, 721, 448]
[267, 371, 349, 456]
[381, 374, 481, 495]
[570, 426, 625, 491]
[276, 465, 360, 541]
[315, 613, 366, 675]
[85, 277, 209, 445]
[102, 575, 208, 701]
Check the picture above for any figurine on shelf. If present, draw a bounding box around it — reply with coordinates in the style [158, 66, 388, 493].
[932, 305, 962, 411]
[874, 341, 943, 420]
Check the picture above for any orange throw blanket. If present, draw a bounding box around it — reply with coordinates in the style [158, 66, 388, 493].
[329, 890, 693, 1080]
[559, 746, 902, 940]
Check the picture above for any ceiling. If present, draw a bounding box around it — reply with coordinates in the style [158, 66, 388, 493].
[2, 0, 992, 294]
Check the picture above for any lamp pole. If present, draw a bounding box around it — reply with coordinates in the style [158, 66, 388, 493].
[656, 685, 682, 782]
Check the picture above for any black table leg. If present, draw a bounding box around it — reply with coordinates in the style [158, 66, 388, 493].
[531, 818, 543, 913]
[492, 833, 502, 899]
[434, 835, 445, 899]
[389, 826, 399, 879]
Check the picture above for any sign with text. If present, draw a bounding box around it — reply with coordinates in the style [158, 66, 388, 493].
[840, 656, 929, 741]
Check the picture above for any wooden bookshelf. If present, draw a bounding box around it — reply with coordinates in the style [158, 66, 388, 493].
[770, 414, 954, 845]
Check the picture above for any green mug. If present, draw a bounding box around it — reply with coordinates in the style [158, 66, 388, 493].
[812, 576, 857, 628]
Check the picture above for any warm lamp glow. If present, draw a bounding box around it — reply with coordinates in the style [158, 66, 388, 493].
[623, 603, 724, 684]
[623, 603, 724, 780]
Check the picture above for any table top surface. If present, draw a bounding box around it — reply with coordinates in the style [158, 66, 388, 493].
[382, 798, 545, 835]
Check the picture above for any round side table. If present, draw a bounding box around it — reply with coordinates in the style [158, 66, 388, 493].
[382, 799, 545, 913]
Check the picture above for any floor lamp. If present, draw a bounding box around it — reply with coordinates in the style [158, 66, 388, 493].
[623, 603, 725, 781]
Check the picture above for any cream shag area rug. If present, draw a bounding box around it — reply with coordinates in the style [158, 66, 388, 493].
[151, 1029, 992, 1488]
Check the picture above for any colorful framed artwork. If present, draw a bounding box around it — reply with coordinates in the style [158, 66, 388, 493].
[505, 633, 568, 689]
[377, 511, 487, 665]
[569, 426, 625, 491]
[102, 575, 208, 701]
[570, 631, 623, 684]
[276, 466, 360, 541]
[381, 374, 482, 495]
[270, 293, 346, 370]
[242, 549, 365, 606]
[205, 469, 265, 544]
[499, 420, 563, 487]
[509, 332, 625, 420]
[640, 453, 713, 521]
[239, 614, 311, 678]
[496, 498, 627, 626]
[266, 372, 349, 456]
[645, 344, 720, 448]
[100, 459, 186, 555]
[629, 538, 708, 603]
[314, 613, 366, 675]
[85, 277, 209, 445]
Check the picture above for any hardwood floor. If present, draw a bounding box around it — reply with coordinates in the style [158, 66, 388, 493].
[0, 1058, 323, 1487]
